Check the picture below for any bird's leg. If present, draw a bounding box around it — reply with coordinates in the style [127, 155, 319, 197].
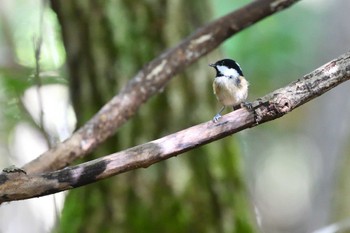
[213, 106, 225, 122]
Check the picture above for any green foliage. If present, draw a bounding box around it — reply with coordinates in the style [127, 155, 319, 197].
[0, 1, 67, 137]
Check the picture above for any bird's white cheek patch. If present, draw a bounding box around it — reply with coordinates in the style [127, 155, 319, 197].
[217, 65, 239, 78]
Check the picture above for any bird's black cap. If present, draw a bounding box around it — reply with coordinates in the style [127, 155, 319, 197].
[209, 59, 243, 76]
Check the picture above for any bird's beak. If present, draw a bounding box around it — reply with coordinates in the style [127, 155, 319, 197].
[209, 63, 215, 67]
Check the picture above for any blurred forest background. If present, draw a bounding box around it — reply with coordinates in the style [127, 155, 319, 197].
[0, 0, 350, 232]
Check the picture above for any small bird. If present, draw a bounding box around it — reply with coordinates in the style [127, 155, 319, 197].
[209, 59, 249, 122]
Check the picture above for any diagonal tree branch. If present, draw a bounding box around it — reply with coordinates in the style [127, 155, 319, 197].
[23, 0, 300, 174]
[1, 51, 350, 203]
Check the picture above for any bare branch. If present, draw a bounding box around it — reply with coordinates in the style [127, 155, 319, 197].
[22, 0, 300, 174]
[2, 51, 350, 203]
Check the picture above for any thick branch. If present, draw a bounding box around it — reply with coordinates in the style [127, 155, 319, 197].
[23, 0, 300, 174]
[1, 51, 350, 203]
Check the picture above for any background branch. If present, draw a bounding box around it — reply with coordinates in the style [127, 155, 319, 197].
[23, 0, 300, 174]
[1, 51, 349, 203]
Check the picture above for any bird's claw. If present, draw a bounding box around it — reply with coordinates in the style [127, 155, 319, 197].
[212, 114, 222, 123]
[241, 101, 253, 110]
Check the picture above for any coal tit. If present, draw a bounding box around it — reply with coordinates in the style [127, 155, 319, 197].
[209, 59, 249, 122]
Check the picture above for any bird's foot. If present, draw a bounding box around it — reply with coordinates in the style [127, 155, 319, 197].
[240, 101, 253, 110]
[212, 113, 222, 123]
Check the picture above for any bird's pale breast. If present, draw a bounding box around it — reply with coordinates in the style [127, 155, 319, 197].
[213, 76, 248, 106]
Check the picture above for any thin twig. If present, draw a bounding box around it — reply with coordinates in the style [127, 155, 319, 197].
[33, 37, 47, 135]
[1, 51, 350, 203]
[32, 0, 52, 146]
